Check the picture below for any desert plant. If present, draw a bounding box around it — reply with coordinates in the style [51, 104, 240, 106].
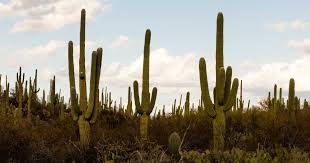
[168, 132, 181, 162]
[288, 79, 296, 127]
[184, 92, 190, 118]
[199, 12, 239, 151]
[133, 29, 157, 140]
[16, 67, 25, 118]
[126, 87, 133, 117]
[68, 9, 103, 148]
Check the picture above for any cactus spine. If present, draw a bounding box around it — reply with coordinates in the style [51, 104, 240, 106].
[199, 12, 239, 151]
[133, 29, 157, 140]
[68, 9, 103, 148]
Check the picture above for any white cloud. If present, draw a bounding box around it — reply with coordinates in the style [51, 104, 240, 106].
[239, 55, 310, 104]
[288, 38, 310, 54]
[266, 20, 310, 32]
[110, 35, 129, 48]
[100, 48, 205, 88]
[7, 40, 65, 67]
[291, 19, 308, 30]
[0, 0, 110, 32]
[266, 22, 287, 32]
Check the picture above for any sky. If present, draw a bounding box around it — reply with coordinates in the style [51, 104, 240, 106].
[1, 0, 310, 112]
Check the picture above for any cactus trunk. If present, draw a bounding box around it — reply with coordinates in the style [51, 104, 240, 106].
[212, 107, 225, 150]
[78, 116, 91, 147]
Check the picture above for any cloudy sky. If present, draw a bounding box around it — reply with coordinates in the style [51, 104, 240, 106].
[1, 0, 310, 112]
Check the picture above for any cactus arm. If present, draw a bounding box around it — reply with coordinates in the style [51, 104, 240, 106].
[224, 66, 232, 103]
[141, 29, 151, 113]
[68, 41, 80, 121]
[223, 78, 239, 112]
[79, 9, 87, 113]
[133, 80, 143, 114]
[216, 67, 225, 105]
[85, 51, 98, 119]
[216, 12, 224, 72]
[199, 58, 216, 118]
[90, 88, 99, 124]
[89, 48, 102, 122]
[147, 87, 157, 115]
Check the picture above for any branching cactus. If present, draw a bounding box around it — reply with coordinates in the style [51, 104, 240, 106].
[16, 67, 25, 117]
[287, 79, 296, 127]
[176, 94, 183, 116]
[33, 69, 40, 99]
[199, 12, 239, 151]
[133, 29, 157, 140]
[68, 9, 103, 148]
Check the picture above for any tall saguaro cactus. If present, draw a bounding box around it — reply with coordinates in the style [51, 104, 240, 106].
[273, 84, 278, 113]
[184, 92, 190, 117]
[287, 79, 296, 127]
[133, 29, 157, 140]
[126, 87, 133, 116]
[16, 67, 25, 117]
[199, 12, 239, 151]
[238, 80, 244, 112]
[68, 9, 103, 148]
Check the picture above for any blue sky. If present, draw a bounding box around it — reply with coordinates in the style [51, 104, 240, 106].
[1, 0, 310, 111]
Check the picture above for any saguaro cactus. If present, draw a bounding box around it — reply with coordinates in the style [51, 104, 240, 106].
[68, 9, 103, 148]
[49, 76, 56, 116]
[273, 84, 278, 113]
[126, 87, 133, 116]
[133, 29, 157, 140]
[287, 79, 296, 127]
[184, 92, 190, 117]
[304, 99, 309, 110]
[33, 69, 40, 98]
[16, 67, 25, 117]
[27, 77, 35, 121]
[238, 80, 244, 112]
[199, 12, 239, 151]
